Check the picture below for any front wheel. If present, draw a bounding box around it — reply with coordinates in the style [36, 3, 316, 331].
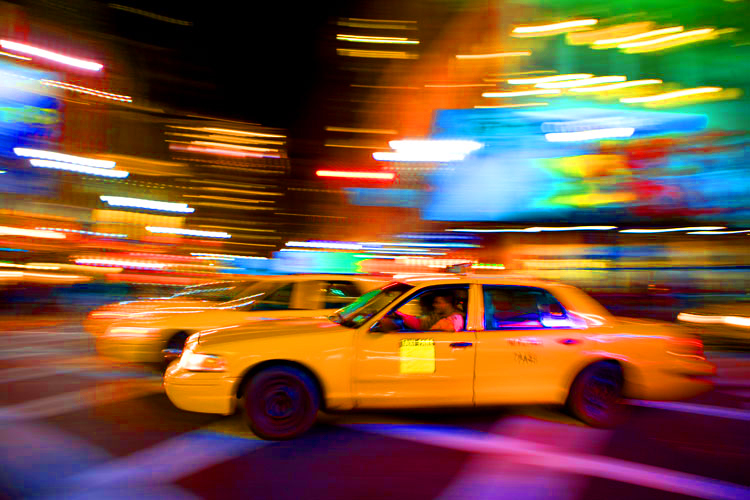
[566, 361, 625, 428]
[244, 366, 320, 440]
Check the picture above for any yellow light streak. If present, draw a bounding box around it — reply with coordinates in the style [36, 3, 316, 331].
[0, 50, 31, 60]
[621, 87, 722, 103]
[455, 51, 531, 60]
[483, 89, 561, 98]
[570, 79, 662, 93]
[536, 76, 626, 89]
[566, 22, 654, 45]
[512, 19, 597, 35]
[337, 34, 419, 44]
[337, 48, 418, 59]
[592, 26, 684, 46]
[621, 28, 726, 53]
[619, 28, 714, 48]
[508, 74, 593, 85]
[189, 141, 278, 153]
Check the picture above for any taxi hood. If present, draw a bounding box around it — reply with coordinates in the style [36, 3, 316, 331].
[197, 316, 342, 347]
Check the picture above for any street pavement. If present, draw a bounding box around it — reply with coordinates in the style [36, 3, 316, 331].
[0, 317, 748, 500]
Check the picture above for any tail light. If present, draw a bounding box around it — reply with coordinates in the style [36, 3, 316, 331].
[668, 336, 705, 359]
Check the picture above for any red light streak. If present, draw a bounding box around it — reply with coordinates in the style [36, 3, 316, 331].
[316, 170, 395, 180]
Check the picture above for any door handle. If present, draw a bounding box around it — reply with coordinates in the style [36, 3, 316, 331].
[450, 342, 473, 348]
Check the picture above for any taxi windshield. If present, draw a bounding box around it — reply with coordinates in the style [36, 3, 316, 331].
[334, 282, 413, 328]
[209, 281, 278, 310]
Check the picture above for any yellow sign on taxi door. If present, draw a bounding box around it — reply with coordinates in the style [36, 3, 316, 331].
[399, 338, 435, 374]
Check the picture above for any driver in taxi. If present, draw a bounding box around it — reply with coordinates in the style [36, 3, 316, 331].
[393, 292, 464, 332]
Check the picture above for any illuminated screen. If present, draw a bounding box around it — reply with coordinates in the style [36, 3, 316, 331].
[423, 105, 750, 223]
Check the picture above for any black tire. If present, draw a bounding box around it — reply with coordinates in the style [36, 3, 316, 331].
[566, 361, 625, 428]
[244, 366, 320, 440]
[166, 331, 189, 351]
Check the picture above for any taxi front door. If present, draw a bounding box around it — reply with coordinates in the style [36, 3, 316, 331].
[353, 328, 477, 409]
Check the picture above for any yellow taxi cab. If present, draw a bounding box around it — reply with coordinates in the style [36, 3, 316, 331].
[164, 274, 715, 439]
[84, 279, 261, 336]
[96, 274, 386, 364]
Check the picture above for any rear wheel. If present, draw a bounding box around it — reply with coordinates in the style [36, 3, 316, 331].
[567, 361, 624, 428]
[244, 366, 320, 440]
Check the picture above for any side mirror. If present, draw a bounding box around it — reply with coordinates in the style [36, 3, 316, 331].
[369, 321, 384, 333]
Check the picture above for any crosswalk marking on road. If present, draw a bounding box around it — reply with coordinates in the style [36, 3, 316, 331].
[67, 430, 268, 487]
[347, 423, 750, 500]
[0, 379, 163, 422]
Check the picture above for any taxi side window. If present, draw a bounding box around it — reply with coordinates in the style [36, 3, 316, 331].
[483, 286, 571, 330]
[386, 285, 469, 333]
[253, 283, 293, 311]
[323, 281, 360, 309]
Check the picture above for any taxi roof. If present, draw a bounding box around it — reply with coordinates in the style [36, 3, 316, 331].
[393, 272, 560, 288]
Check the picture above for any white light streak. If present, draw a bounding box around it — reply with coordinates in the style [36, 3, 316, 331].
[145, 227, 231, 239]
[536, 76, 627, 89]
[621, 87, 722, 103]
[0, 40, 102, 71]
[0, 226, 66, 239]
[28, 159, 129, 178]
[191, 253, 268, 260]
[14, 148, 115, 169]
[373, 152, 467, 162]
[389, 139, 483, 155]
[619, 28, 713, 48]
[100, 196, 195, 213]
[570, 80, 662, 93]
[36, 227, 128, 238]
[336, 34, 419, 44]
[40, 80, 132, 102]
[482, 89, 561, 98]
[508, 74, 593, 85]
[686, 230, 750, 235]
[512, 19, 598, 34]
[620, 226, 726, 233]
[545, 128, 635, 142]
[593, 27, 684, 46]
[75, 258, 166, 270]
[316, 170, 396, 180]
[447, 226, 617, 233]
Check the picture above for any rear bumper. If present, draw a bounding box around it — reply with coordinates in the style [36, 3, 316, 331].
[163, 363, 237, 415]
[96, 336, 165, 363]
[626, 359, 716, 401]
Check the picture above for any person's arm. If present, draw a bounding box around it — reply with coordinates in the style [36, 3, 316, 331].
[395, 311, 423, 330]
[430, 313, 463, 332]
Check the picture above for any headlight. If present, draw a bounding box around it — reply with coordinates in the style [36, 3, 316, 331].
[106, 327, 162, 338]
[178, 349, 227, 372]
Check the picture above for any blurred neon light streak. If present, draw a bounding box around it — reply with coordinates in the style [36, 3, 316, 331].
[365, 242, 480, 248]
[190, 141, 277, 153]
[100, 196, 195, 213]
[508, 74, 593, 85]
[39, 80, 132, 102]
[0, 226, 65, 239]
[191, 253, 268, 260]
[146, 227, 231, 238]
[336, 34, 419, 44]
[326, 126, 397, 134]
[567, 22, 654, 45]
[621, 87, 722, 103]
[686, 230, 750, 235]
[202, 127, 285, 138]
[483, 89, 561, 97]
[620, 226, 725, 233]
[475, 103, 548, 109]
[0, 40, 102, 71]
[286, 241, 363, 250]
[0, 50, 31, 60]
[447, 226, 617, 233]
[36, 227, 127, 238]
[316, 170, 395, 180]
[14, 148, 116, 169]
[373, 152, 465, 162]
[593, 27, 684, 46]
[425, 83, 495, 88]
[512, 19, 597, 34]
[570, 80, 662, 93]
[389, 140, 482, 154]
[456, 51, 530, 60]
[28, 159, 129, 178]
[168, 143, 280, 159]
[537, 76, 626, 89]
[545, 128, 634, 142]
[75, 258, 166, 270]
[108, 4, 192, 26]
[336, 48, 418, 59]
[619, 28, 713, 48]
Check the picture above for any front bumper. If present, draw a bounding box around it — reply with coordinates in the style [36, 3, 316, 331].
[164, 363, 238, 415]
[96, 335, 165, 363]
